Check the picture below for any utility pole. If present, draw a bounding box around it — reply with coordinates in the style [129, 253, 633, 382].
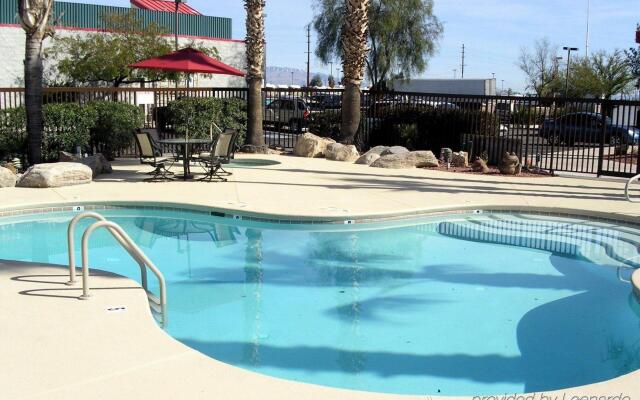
[306, 24, 311, 87]
[329, 61, 334, 79]
[585, 0, 590, 57]
[291, 71, 295, 86]
[563, 46, 579, 97]
[460, 44, 466, 79]
[174, 0, 185, 51]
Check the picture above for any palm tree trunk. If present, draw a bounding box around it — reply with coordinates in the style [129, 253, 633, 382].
[18, 0, 55, 166]
[244, 0, 265, 148]
[340, 0, 370, 145]
[24, 34, 44, 165]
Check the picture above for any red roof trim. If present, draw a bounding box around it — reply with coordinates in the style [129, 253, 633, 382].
[130, 0, 202, 15]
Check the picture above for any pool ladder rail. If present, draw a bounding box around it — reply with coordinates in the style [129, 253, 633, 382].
[626, 174, 640, 203]
[66, 212, 168, 328]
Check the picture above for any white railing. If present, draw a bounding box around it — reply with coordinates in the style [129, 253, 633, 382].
[67, 212, 167, 327]
[626, 174, 640, 203]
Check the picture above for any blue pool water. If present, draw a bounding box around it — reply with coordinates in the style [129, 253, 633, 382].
[1, 208, 639, 396]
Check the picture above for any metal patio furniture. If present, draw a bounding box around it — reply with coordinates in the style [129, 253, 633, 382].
[134, 130, 175, 182]
[197, 130, 239, 182]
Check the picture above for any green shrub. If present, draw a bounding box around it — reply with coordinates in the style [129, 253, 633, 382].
[42, 103, 96, 162]
[369, 107, 501, 152]
[0, 107, 27, 161]
[88, 101, 144, 160]
[0, 104, 96, 162]
[166, 97, 247, 148]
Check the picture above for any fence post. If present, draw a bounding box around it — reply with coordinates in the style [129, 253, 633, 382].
[596, 100, 609, 176]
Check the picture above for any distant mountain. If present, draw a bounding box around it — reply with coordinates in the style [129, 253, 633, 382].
[266, 66, 330, 87]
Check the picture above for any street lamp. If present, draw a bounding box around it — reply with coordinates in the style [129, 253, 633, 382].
[501, 80, 505, 95]
[563, 46, 579, 97]
[174, 0, 187, 51]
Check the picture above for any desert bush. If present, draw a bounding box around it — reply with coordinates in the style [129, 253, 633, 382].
[368, 107, 501, 152]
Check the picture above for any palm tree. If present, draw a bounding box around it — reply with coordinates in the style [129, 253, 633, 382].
[244, 0, 266, 148]
[340, 0, 370, 145]
[18, 0, 55, 165]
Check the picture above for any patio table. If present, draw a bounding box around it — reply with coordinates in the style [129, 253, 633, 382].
[159, 138, 212, 180]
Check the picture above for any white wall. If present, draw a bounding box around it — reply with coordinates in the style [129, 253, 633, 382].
[0, 26, 246, 88]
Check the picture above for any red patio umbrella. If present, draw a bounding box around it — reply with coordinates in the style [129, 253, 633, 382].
[129, 47, 245, 76]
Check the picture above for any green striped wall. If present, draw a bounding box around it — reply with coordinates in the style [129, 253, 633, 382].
[1, 1, 232, 40]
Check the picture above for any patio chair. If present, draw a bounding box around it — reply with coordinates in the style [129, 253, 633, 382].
[197, 130, 239, 182]
[134, 130, 175, 182]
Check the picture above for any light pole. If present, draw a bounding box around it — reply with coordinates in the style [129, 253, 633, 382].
[291, 71, 294, 86]
[501, 80, 505, 95]
[329, 61, 333, 80]
[453, 69, 457, 79]
[174, 0, 186, 51]
[563, 46, 579, 97]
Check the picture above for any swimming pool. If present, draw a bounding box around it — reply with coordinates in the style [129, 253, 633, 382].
[0, 207, 639, 396]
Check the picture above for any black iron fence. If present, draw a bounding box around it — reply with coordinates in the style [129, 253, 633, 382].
[1, 87, 638, 177]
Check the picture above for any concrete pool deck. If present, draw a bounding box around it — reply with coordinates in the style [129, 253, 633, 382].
[1, 154, 640, 400]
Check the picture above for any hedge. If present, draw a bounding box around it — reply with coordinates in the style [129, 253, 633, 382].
[166, 97, 247, 148]
[0, 101, 143, 163]
[89, 101, 144, 160]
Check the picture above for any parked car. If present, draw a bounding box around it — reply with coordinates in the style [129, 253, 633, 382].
[538, 112, 640, 146]
[307, 94, 342, 111]
[263, 97, 311, 133]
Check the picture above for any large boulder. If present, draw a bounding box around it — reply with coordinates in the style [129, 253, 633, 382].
[293, 133, 336, 158]
[498, 152, 522, 175]
[370, 151, 439, 169]
[355, 153, 381, 165]
[17, 163, 93, 188]
[380, 146, 409, 156]
[365, 146, 390, 156]
[0, 166, 17, 188]
[59, 151, 112, 178]
[451, 151, 469, 168]
[325, 143, 360, 162]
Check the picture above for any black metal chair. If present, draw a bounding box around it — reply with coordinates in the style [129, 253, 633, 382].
[197, 129, 239, 182]
[134, 130, 175, 182]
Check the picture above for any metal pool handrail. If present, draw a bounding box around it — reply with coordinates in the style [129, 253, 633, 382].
[67, 212, 167, 327]
[67, 212, 141, 285]
[626, 174, 640, 203]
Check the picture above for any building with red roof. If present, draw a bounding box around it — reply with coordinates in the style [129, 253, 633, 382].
[130, 0, 202, 16]
[0, 1, 245, 88]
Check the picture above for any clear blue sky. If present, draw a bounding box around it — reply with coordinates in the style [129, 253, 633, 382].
[78, 0, 639, 91]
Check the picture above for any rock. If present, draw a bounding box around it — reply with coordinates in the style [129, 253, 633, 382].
[0, 166, 17, 188]
[17, 163, 93, 188]
[293, 133, 336, 158]
[440, 148, 453, 163]
[58, 151, 112, 178]
[380, 146, 409, 156]
[240, 144, 276, 154]
[498, 152, 522, 175]
[0, 162, 17, 175]
[58, 151, 77, 162]
[325, 143, 360, 162]
[355, 153, 381, 165]
[471, 157, 490, 174]
[370, 150, 439, 169]
[451, 151, 469, 168]
[365, 146, 390, 156]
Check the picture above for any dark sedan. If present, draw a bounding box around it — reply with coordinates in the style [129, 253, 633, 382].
[538, 112, 640, 146]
